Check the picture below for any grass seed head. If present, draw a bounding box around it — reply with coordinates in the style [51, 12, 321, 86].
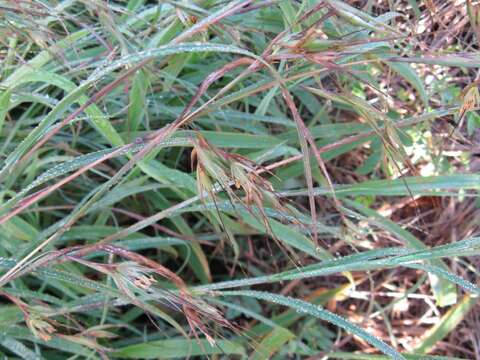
[115, 261, 157, 293]
[460, 84, 480, 120]
[26, 314, 56, 342]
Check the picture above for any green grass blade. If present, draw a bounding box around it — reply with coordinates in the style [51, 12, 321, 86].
[221, 290, 405, 360]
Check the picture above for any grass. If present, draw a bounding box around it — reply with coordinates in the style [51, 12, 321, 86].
[0, 0, 479, 359]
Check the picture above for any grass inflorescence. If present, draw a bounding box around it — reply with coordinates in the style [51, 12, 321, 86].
[0, 0, 480, 359]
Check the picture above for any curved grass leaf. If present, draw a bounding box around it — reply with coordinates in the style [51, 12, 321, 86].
[220, 290, 405, 360]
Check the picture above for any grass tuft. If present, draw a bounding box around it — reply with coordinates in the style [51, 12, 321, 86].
[0, 0, 479, 359]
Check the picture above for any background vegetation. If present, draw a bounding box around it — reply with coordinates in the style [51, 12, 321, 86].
[0, 0, 479, 358]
